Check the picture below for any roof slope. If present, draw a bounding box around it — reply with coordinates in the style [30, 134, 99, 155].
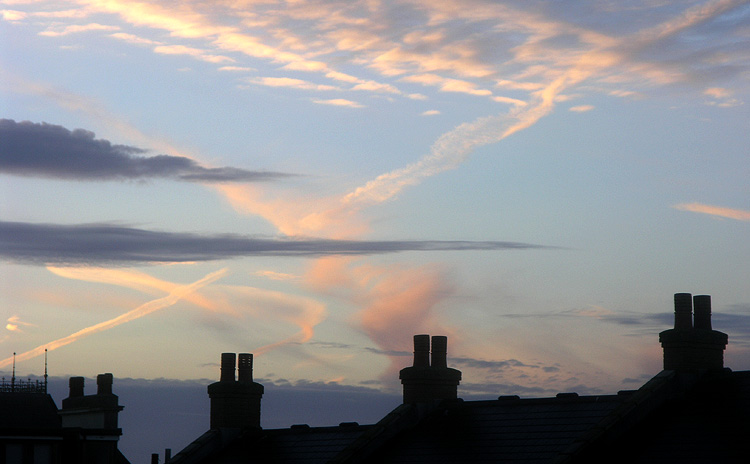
[169, 423, 374, 464]
[577, 369, 750, 464]
[0, 392, 61, 429]
[356, 394, 629, 464]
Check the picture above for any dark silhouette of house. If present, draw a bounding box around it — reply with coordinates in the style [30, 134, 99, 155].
[167, 293, 750, 463]
[0, 372, 130, 464]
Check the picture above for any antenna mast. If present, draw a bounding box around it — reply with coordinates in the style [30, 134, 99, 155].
[44, 349, 48, 393]
[11, 352, 16, 392]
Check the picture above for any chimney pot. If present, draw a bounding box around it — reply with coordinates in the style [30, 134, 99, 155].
[69, 376, 84, 398]
[413, 334, 430, 367]
[673, 293, 693, 330]
[431, 335, 448, 368]
[97, 373, 113, 395]
[238, 353, 253, 383]
[220, 353, 236, 382]
[693, 295, 712, 330]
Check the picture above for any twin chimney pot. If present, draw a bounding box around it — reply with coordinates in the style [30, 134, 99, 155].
[660, 293, 728, 372]
[399, 335, 461, 404]
[208, 352, 264, 429]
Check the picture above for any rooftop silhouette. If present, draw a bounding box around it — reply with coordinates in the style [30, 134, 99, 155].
[164, 292, 750, 464]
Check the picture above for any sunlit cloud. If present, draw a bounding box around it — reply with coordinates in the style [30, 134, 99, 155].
[6, 315, 35, 332]
[46, 266, 325, 353]
[218, 66, 255, 72]
[674, 203, 750, 221]
[0, 268, 227, 368]
[312, 98, 364, 108]
[703, 87, 743, 107]
[253, 270, 299, 281]
[569, 105, 595, 112]
[1, 10, 26, 21]
[221, 285, 327, 355]
[305, 257, 453, 383]
[153, 44, 235, 64]
[39, 23, 118, 37]
[47, 266, 220, 313]
[248, 77, 337, 91]
[109, 32, 161, 46]
[421, 110, 440, 116]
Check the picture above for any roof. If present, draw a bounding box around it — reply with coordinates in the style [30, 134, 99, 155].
[169, 423, 375, 464]
[0, 392, 61, 430]
[349, 394, 631, 464]
[171, 369, 750, 464]
[570, 369, 750, 464]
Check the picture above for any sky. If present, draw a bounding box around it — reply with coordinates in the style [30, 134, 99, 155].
[1, 0, 750, 459]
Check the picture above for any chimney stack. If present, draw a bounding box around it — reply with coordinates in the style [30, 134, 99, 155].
[208, 352, 264, 429]
[659, 293, 728, 372]
[69, 376, 84, 398]
[60, 373, 123, 431]
[97, 373, 113, 395]
[399, 334, 461, 404]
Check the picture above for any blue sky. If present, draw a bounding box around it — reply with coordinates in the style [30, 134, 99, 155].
[2, 0, 750, 441]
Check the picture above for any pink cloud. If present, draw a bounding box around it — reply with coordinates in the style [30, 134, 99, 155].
[674, 203, 750, 221]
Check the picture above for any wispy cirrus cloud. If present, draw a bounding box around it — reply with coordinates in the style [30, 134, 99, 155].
[703, 87, 744, 107]
[109, 32, 162, 45]
[39, 23, 118, 36]
[0, 221, 550, 266]
[674, 202, 750, 221]
[569, 105, 594, 112]
[0, 119, 295, 183]
[6, 315, 35, 333]
[46, 266, 328, 356]
[153, 44, 235, 64]
[0, 268, 228, 369]
[248, 77, 338, 91]
[312, 98, 364, 108]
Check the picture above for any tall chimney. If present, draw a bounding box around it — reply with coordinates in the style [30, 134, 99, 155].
[431, 335, 448, 368]
[208, 352, 264, 429]
[97, 373, 113, 395]
[693, 295, 712, 330]
[413, 334, 430, 367]
[400, 334, 461, 404]
[673, 293, 693, 330]
[659, 293, 728, 372]
[220, 352, 236, 382]
[69, 377, 84, 398]
[238, 353, 253, 383]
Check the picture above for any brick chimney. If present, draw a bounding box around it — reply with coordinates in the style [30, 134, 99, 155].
[207, 352, 264, 429]
[659, 293, 728, 372]
[399, 335, 462, 403]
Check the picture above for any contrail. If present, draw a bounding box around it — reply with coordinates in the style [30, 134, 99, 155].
[0, 268, 227, 368]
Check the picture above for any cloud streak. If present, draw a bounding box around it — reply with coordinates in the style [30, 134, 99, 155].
[0, 268, 227, 368]
[674, 203, 750, 221]
[0, 119, 295, 183]
[0, 221, 550, 266]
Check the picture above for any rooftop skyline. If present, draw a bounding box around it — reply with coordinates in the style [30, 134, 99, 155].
[2, 0, 750, 405]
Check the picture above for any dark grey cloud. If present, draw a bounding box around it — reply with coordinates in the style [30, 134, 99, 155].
[0, 220, 551, 266]
[0, 119, 294, 182]
[452, 356, 538, 371]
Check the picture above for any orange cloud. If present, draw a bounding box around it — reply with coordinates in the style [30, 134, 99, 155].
[304, 257, 454, 382]
[674, 203, 750, 221]
[47, 266, 222, 313]
[0, 268, 227, 368]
